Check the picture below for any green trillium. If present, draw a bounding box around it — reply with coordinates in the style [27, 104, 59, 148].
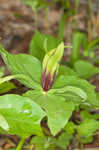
[41, 42, 64, 92]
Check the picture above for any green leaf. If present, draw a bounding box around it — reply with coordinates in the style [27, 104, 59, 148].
[23, 0, 39, 10]
[71, 32, 87, 63]
[23, 89, 82, 105]
[79, 136, 93, 144]
[84, 38, 99, 57]
[0, 114, 9, 131]
[75, 0, 80, 14]
[29, 31, 57, 61]
[0, 45, 42, 89]
[49, 86, 87, 102]
[65, 121, 76, 134]
[58, 14, 67, 43]
[0, 82, 16, 94]
[23, 0, 47, 11]
[8, 149, 16, 150]
[31, 136, 55, 150]
[23, 90, 75, 136]
[56, 93, 82, 105]
[96, 92, 99, 100]
[32, 132, 73, 150]
[0, 67, 5, 77]
[43, 95, 74, 136]
[74, 60, 99, 79]
[58, 65, 77, 77]
[53, 76, 98, 107]
[55, 132, 73, 149]
[0, 94, 46, 138]
[81, 110, 99, 120]
[77, 119, 99, 137]
[86, 38, 99, 50]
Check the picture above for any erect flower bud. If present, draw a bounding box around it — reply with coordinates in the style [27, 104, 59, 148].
[41, 42, 64, 92]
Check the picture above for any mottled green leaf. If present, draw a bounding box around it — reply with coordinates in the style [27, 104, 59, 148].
[0, 94, 46, 138]
[0, 45, 42, 89]
[58, 65, 77, 77]
[53, 76, 98, 107]
[65, 121, 76, 134]
[31, 136, 55, 150]
[81, 110, 99, 120]
[23, 90, 75, 136]
[55, 132, 73, 149]
[74, 60, 99, 79]
[77, 119, 99, 137]
[49, 86, 87, 102]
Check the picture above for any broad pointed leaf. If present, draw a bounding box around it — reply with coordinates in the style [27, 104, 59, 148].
[74, 60, 99, 79]
[31, 136, 55, 150]
[0, 94, 46, 138]
[55, 132, 73, 149]
[23, 90, 75, 136]
[0, 45, 42, 89]
[77, 119, 99, 137]
[58, 65, 77, 77]
[49, 86, 87, 102]
[53, 76, 98, 107]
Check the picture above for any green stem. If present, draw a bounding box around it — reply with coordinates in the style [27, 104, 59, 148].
[64, 45, 72, 49]
[79, 142, 84, 150]
[88, 0, 93, 42]
[34, 12, 38, 28]
[62, 0, 70, 9]
[58, 13, 67, 43]
[75, 0, 80, 14]
[16, 138, 25, 150]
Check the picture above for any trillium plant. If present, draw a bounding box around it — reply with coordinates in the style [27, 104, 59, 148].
[0, 39, 99, 150]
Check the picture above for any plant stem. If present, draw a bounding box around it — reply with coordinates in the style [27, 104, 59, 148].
[34, 12, 38, 29]
[16, 138, 25, 150]
[88, 0, 93, 42]
[64, 45, 72, 49]
[75, 0, 80, 14]
[79, 142, 84, 150]
[58, 12, 67, 43]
